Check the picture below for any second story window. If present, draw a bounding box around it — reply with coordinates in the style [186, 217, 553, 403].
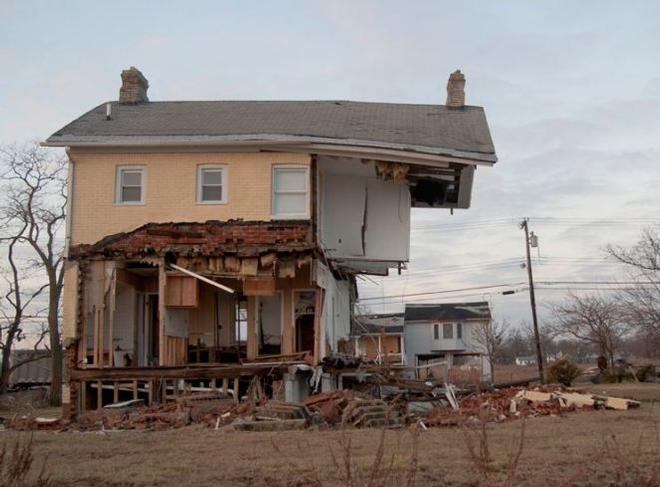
[197, 165, 227, 203]
[456, 323, 463, 340]
[272, 165, 309, 219]
[116, 166, 145, 204]
[433, 324, 439, 340]
[443, 323, 453, 339]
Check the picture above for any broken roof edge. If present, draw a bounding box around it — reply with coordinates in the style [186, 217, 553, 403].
[41, 134, 497, 165]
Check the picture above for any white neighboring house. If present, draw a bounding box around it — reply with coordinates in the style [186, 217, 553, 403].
[404, 302, 492, 381]
[515, 355, 537, 366]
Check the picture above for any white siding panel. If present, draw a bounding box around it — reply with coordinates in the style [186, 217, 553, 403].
[321, 174, 366, 257]
[365, 179, 410, 261]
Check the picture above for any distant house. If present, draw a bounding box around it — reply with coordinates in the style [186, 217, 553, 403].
[353, 313, 405, 364]
[515, 355, 536, 366]
[404, 302, 492, 381]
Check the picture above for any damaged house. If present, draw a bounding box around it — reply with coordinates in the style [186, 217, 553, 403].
[43, 67, 496, 418]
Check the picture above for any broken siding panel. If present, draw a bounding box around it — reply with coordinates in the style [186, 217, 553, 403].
[318, 157, 411, 263]
[321, 173, 365, 257]
[364, 179, 410, 261]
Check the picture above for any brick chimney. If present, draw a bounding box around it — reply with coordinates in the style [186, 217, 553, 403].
[446, 69, 466, 108]
[119, 67, 149, 104]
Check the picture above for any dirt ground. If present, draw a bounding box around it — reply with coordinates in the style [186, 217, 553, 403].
[2, 384, 659, 486]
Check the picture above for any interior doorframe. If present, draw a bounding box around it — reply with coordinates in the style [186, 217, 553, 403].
[292, 288, 316, 353]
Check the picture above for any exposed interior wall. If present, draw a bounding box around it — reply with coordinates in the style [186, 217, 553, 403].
[113, 282, 136, 354]
[257, 293, 282, 354]
[316, 262, 351, 355]
[318, 156, 410, 262]
[69, 150, 310, 245]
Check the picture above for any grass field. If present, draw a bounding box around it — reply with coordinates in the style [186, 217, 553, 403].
[2, 383, 659, 486]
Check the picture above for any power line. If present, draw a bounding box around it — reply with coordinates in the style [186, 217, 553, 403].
[357, 282, 527, 302]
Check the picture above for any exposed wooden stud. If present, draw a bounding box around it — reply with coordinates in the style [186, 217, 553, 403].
[81, 381, 87, 412]
[158, 260, 166, 366]
[96, 380, 103, 410]
[113, 382, 119, 403]
[107, 265, 116, 367]
[148, 380, 154, 405]
[313, 288, 325, 366]
[222, 377, 228, 397]
[97, 262, 106, 368]
[233, 377, 240, 404]
[133, 380, 138, 400]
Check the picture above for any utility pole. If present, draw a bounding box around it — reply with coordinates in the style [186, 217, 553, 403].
[520, 218, 545, 383]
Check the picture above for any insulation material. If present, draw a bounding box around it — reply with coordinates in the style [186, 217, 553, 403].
[278, 259, 296, 278]
[240, 258, 259, 276]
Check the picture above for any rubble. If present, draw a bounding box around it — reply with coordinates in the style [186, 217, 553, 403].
[2, 381, 642, 433]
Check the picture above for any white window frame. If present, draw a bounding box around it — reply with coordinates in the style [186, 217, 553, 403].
[271, 165, 310, 219]
[196, 164, 227, 204]
[443, 323, 453, 339]
[115, 165, 146, 205]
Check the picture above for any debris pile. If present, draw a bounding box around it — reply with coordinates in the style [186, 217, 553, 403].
[3, 383, 642, 433]
[421, 386, 641, 428]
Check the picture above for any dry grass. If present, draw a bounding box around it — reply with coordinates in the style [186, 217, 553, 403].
[3, 383, 658, 486]
[0, 404, 654, 486]
[0, 434, 51, 487]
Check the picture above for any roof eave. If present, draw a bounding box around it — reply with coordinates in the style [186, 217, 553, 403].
[41, 134, 497, 165]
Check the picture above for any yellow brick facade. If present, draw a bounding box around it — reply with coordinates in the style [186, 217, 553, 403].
[69, 150, 311, 245]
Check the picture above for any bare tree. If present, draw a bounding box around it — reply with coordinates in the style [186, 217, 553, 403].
[550, 293, 627, 367]
[0, 142, 66, 405]
[608, 226, 660, 354]
[473, 319, 506, 383]
[0, 226, 50, 392]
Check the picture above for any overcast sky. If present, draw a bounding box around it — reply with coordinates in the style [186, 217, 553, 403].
[2, 0, 660, 328]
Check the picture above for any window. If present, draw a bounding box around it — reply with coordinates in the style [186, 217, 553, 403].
[272, 165, 309, 218]
[115, 166, 145, 204]
[433, 324, 439, 340]
[197, 165, 227, 203]
[443, 323, 453, 339]
[456, 323, 463, 340]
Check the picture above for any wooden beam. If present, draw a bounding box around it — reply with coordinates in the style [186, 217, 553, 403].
[107, 266, 116, 367]
[158, 260, 166, 366]
[233, 377, 240, 404]
[246, 296, 257, 360]
[170, 264, 234, 293]
[96, 380, 103, 410]
[70, 363, 290, 381]
[313, 288, 325, 366]
[97, 262, 105, 368]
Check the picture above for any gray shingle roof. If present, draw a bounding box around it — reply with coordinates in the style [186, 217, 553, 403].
[354, 313, 405, 334]
[45, 100, 496, 162]
[405, 302, 491, 322]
